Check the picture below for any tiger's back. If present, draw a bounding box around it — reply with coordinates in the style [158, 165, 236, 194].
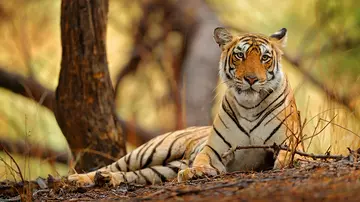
[69, 27, 301, 186]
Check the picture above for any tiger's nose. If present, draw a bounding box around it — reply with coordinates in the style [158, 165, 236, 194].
[244, 75, 259, 85]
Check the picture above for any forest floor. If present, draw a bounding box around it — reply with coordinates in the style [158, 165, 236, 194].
[1, 159, 360, 201]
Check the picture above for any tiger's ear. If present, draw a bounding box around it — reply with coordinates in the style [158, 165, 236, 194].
[269, 28, 287, 48]
[213, 27, 233, 48]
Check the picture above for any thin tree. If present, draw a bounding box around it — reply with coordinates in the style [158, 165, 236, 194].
[56, 0, 126, 172]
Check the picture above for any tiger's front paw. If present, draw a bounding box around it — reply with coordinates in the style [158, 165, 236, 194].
[68, 172, 96, 186]
[177, 166, 218, 182]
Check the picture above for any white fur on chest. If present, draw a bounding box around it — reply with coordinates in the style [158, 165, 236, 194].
[219, 81, 289, 171]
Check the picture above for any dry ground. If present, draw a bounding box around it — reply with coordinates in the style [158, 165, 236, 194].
[1, 159, 360, 201]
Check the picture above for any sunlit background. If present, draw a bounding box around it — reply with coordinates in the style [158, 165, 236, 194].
[0, 0, 359, 180]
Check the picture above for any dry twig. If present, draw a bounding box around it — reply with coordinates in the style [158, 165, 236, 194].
[0, 144, 25, 183]
[222, 143, 345, 161]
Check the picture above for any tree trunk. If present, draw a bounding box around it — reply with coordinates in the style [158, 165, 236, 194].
[182, 0, 223, 127]
[56, 0, 126, 172]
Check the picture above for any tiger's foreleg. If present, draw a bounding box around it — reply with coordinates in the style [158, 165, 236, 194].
[178, 118, 231, 182]
[178, 144, 226, 182]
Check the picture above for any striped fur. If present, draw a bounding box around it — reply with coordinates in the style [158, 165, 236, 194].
[68, 27, 301, 186]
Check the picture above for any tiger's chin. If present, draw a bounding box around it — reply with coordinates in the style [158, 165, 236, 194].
[232, 87, 261, 103]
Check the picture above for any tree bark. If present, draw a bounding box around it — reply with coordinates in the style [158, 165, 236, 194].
[56, 0, 126, 172]
[181, 0, 222, 127]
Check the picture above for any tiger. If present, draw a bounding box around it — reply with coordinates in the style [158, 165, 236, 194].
[68, 27, 302, 186]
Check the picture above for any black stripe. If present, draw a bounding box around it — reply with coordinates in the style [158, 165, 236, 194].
[263, 112, 293, 144]
[136, 141, 150, 160]
[253, 78, 288, 119]
[250, 92, 289, 133]
[238, 36, 253, 42]
[223, 48, 229, 69]
[139, 170, 152, 184]
[120, 172, 127, 183]
[270, 62, 277, 81]
[179, 160, 189, 166]
[268, 70, 275, 80]
[267, 58, 275, 80]
[264, 102, 291, 125]
[167, 165, 180, 174]
[139, 141, 155, 168]
[218, 115, 228, 129]
[124, 155, 129, 172]
[247, 45, 260, 54]
[269, 57, 274, 71]
[124, 152, 132, 172]
[115, 162, 121, 171]
[254, 37, 270, 44]
[205, 145, 223, 165]
[234, 89, 273, 110]
[213, 126, 232, 148]
[239, 35, 270, 44]
[222, 96, 249, 136]
[179, 159, 190, 168]
[131, 171, 139, 183]
[132, 171, 139, 177]
[222, 100, 255, 122]
[149, 167, 167, 182]
[162, 131, 193, 165]
[141, 132, 174, 169]
[205, 153, 220, 175]
[226, 92, 273, 122]
[224, 51, 232, 80]
[239, 38, 252, 43]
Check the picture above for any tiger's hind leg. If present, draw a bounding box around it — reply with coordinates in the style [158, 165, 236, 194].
[68, 169, 105, 186]
[69, 160, 188, 186]
[94, 160, 188, 186]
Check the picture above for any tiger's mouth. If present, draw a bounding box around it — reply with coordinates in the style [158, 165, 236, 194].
[234, 85, 260, 94]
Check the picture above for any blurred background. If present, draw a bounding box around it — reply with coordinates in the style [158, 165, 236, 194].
[0, 0, 359, 180]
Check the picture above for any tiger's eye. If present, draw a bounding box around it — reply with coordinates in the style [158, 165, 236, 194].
[262, 55, 270, 61]
[235, 52, 244, 59]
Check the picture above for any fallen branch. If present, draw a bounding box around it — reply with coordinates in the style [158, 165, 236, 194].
[222, 143, 345, 161]
[0, 67, 155, 161]
[0, 67, 54, 112]
[0, 137, 69, 165]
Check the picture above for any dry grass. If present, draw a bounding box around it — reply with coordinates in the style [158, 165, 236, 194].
[2, 159, 360, 201]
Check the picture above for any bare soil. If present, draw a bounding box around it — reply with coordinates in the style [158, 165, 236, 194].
[1, 159, 360, 201]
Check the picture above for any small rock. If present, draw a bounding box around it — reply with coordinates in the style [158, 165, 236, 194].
[36, 177, 48, 189]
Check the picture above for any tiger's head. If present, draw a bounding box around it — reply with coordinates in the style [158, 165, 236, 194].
[214, 27, 287, 102]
